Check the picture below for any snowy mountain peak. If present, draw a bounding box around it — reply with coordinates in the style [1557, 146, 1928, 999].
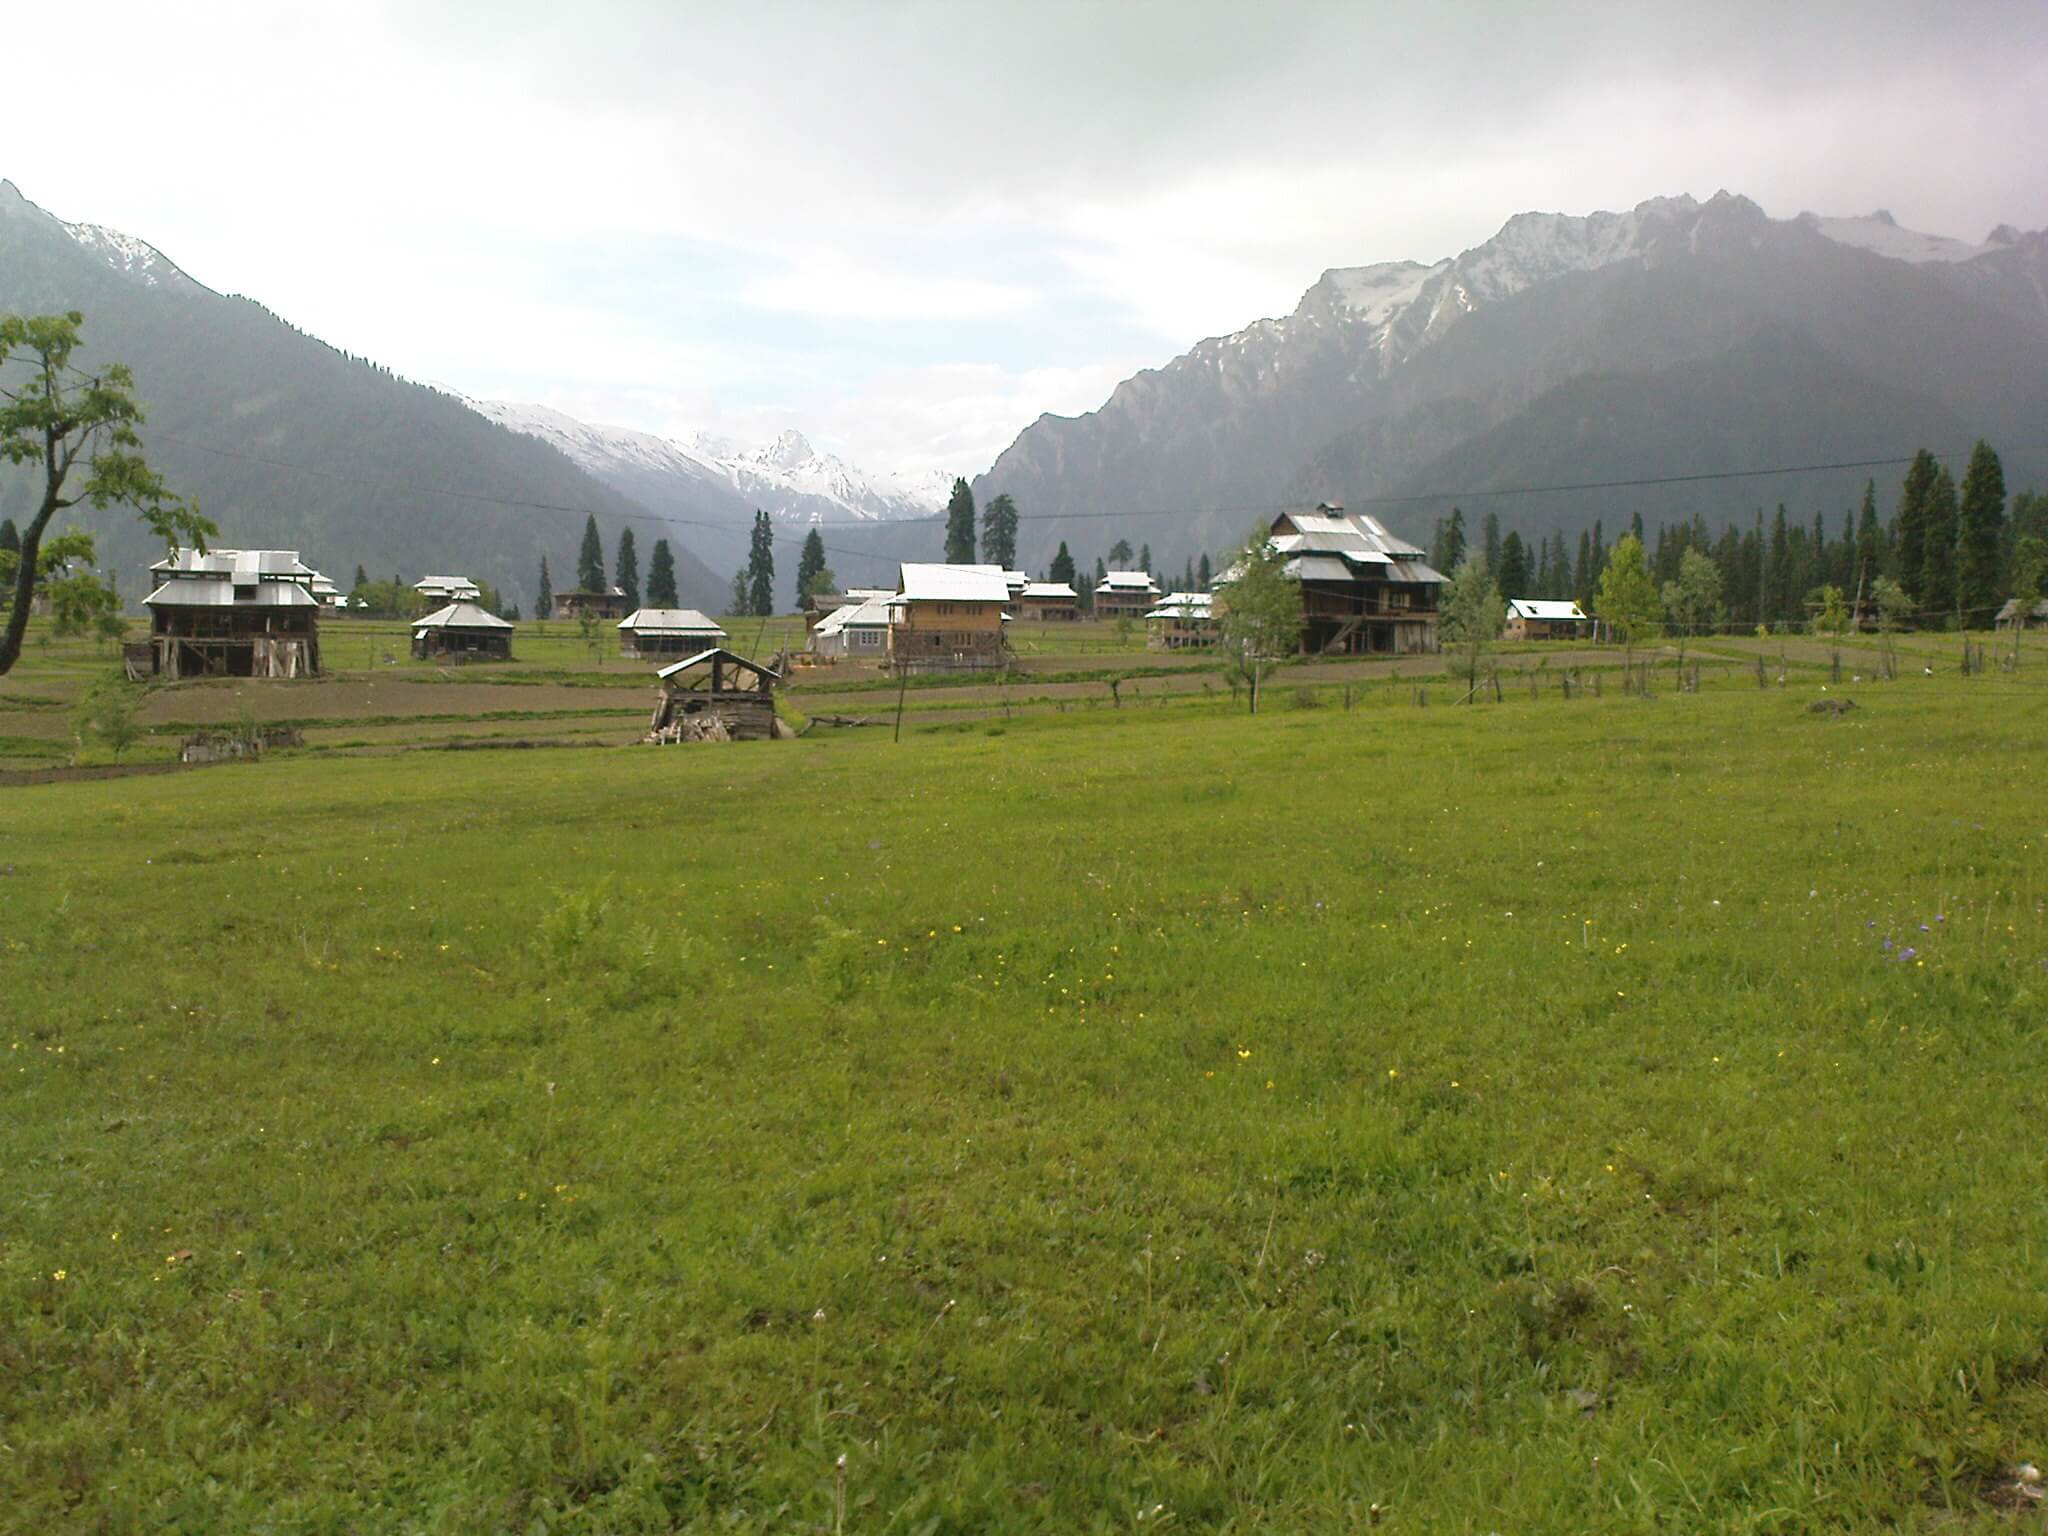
[59, 219, 204, 293]
[1792, 208, 2007, 264]
[764, 428, 814, 470]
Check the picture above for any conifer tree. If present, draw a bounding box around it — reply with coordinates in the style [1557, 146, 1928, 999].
[1196, 552, 1212, 591]
[1957, 440, 2006, 618]
[1139, 542, 1152, 578]
[647, 539, 679, 608]
[1108, 538, 1134, 567]
[577, 515, 605, 592]
[1440, 507, 1467, 574]
[747, 509, 776, 615]
[1893, 450, 1937, 600]
[795, 528, 827, 602]
[537, 555, 553, 617]
[979, 493, 1019, 570]
[353, 562, 368, 590]
[1922, 465, 1960, 621]
[943, 479, 976, 563]
[0, 518, 18, 559]
[1854, 481, 1882, 600]
[1049, 541, 1076, 587]
[614, 526, 640, 610]
[1497, 531, 1530, 597]
[1482, 512, 1501, 577]
[1574, 530, 1592, 602]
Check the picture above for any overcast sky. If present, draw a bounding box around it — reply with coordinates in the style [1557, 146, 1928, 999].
[10, 0, 2045, 476]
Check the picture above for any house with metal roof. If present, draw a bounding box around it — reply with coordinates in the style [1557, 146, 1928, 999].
[412, 601, 516, 661]
[1503, 597, 1590, 640]
[414, 575, 482, 606]
[1015, 581, 1079, 621]
[1225, 504, 1443, 654]
[1146, 591, 1216, 649]
[645, 648, 785, 742]
[1094, 570, 1161, 620]
[143, 548, 323, 678]
[810, 594, 892, 659]
[888, 563, 1011, 672]
[617, 608, 727, 659]
[553, 585, 630, 621]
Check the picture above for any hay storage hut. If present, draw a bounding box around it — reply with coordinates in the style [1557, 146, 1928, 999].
[411, 601, 515, 660]
[645, 648, 785, 742]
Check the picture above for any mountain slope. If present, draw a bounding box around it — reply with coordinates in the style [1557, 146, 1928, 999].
[0, 181, 725, 611]
[975, 193, 2048, 570]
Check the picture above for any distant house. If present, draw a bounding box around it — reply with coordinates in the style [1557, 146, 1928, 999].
[553, 586, 629, 621]
[1995, 597, 2048, 631]
[1228, 504, 1443, 654]
[1015, 581, 1079, 621]
[617, 608, 727, 659]
[645, 648, 785, 742]
[412, 601, 515, 661]
[804, 586, 894, 631]
[1504, 597, 1591, 641]
[414, 574, 482, 606]
[1146, 591, 1215, 649]
[1001, 570, 1029, 600]
[308, 571, 345, 609]
[888, 563, 1011, 672]
[1094, 570, 1161, 620]
[811, 594, 892, 658]
[143, 547, 323, 678]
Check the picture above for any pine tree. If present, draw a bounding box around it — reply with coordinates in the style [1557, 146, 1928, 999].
[1922, 465, 1960, 620]
[1957, 440, 2006, 618]
[944, 479, 976, 563]
[537, 555, 553, 617]
[1854, 481, 1882, 600]
[729, 569, 749, 617]
[1440, 507, 1467, 574]
[795, 528, 827, 602]
[1893, 450, 1937, 600]
[1574, 530, 1592, 602]
[747, 509, 776, 615]
[1049, 541, 1076, 587]
[1108, 538, 1133, 567]
[1766, 506, 1791, 625]
[647, 539, 679, 608]
[1196, 552, 1212, 591]
[1482, 512, 1501, 577]
[614, 527, 640, 610]
[1138, 543, 1152, 579]
[979, 493, 1019, 569]
[1497, 531, 1530, 597]
[352, 562, 368, 591]
[0, 518, 18, 558]
[577, 515, 605, 592]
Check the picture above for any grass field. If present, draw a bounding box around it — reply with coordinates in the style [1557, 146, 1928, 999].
[4, 661, 2047, 1530]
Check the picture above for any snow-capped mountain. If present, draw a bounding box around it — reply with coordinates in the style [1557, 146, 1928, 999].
[977, 192, 2048, 570]
[471, 399, 953, 527]
[55, 215, 209, 296]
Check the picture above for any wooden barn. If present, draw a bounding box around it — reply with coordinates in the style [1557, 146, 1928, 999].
[553, 586, 630, 621]
[1014, 581, 1079, 621]
[1503, 597, 1591, 641]
[412, 601, 515, 660]
[1251, 504, 1444, 654]
[1995, 597, 2048, 631]
[143, 548, 323, 679]
[617, 608, 727, 659]
[644, 648, 786, 742]
[1146, 591, 1216, 649]
[887, 563, 1012, 672]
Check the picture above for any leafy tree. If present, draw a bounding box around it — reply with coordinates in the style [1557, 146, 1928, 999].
[1108, 538, 1134, 568]
[73, 673, 144, 761]
[1048, 541, 1076, 587]
[795, 528, 828, 603]
[2007, 535, 2047, 611]
[1213, 526, 1302, 714]
[1957, 440, 2005, 619]
[1922, 465, 1959, 622]
[1893, 450, 1937, 599]
[614, 526, 640, 610]
[980, 494, 1019, 569]
[1438, 552, 1502, 699]
[0, 518, 17, 561]
[944, 479, 976, 563]
[1496, 530, 1530, 598]
[1, 311, 213, 677]
[1873, 574, 1912, 674]
[647, 539, 679, 608]
[728, 568, 749, 617]
[577, 514, 606, 592]
[537, 555, 553, 617]
[1661, 546, 1722, 671]
[1595, 534, 1660, 655]
[747, 509, 776, 615]
[1195, 552, 1211, 591]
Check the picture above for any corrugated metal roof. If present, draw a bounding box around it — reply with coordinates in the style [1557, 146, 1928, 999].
[1288, 555, 1356, 583]
[814, 596, 893, 635]
[415, 575, 481, 597]
[152, 547, 315, 580]
[1508, 598, 1587, 621]
[1148, 592, 1214, 619]
[1019, 582, 1077, 599]
[144, 577, 319, 609]
[414, 601, 514, 631]
[1097, 570, 1158, 592]
[656, 647, 782, 681]
[898, 563, 1011, 602]
[617, 608, 725, 636]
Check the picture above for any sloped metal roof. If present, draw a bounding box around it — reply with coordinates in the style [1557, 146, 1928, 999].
[413, 601, 514, 631]
[814, 596, 893, 635]
[1019, 582, 1077, 599]
[656, 648, 782, 681]
[152, 547, 316, 581]
[144, 577, 319, 609]
[1096, 570, 1159, 592]
[1148, 592, 1214, 619]
[617, 608, 725, 636]
[898, 563, 1012, 602]
[1507, 598, 1587, 621]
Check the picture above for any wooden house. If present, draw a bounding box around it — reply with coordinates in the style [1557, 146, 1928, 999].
[414, 574, 481, 606]
[308, 571, 345, 609]
[1246, 504, 1443, 654]
[1094, 570, 1161, 619]
[412, 601, 515, 660]
[617, 608, 727, 659]
[1995, 597, 2048, 631]
[1146, 591, 1216, 649]
[1503, 597, 1590, 641]
[645, 648, 785, 742]
[810, 594, 892, 658]
[143, 548, 323, 678]
[553, 586, 629, 621]
[1014, 581, 1079, 621]
[887, 564, 1012, 672]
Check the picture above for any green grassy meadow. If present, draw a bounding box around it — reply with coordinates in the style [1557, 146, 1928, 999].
[4, 655, 2048, 1530]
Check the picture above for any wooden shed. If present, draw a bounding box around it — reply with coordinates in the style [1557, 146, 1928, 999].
[644, 648, 786, 742]
[1503, 597, 1590, 641]
[412, 601, 515, 660]
[618, 608, 727, 659]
